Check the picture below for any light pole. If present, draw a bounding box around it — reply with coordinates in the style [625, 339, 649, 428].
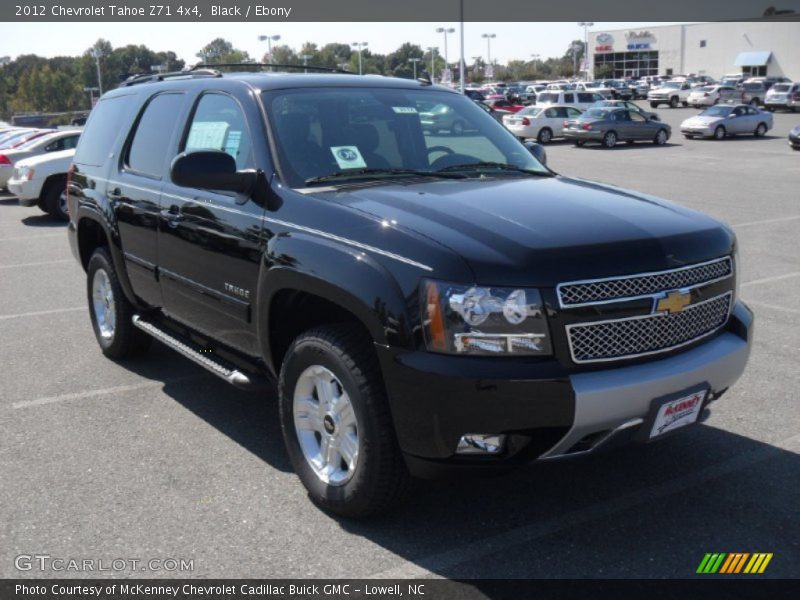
[351, 42, 368, 75]
[481, 33, 496, 66]
[409, 57, 421, 79]
[435, 27, 455, 83]
[571, 42, 583, 78]
[300, 54, 312, 73]
[258, 34, 281, 62]
[578, 22, 594, 80]
[426, 47, 437, 81]
[90, 48, 104, 95]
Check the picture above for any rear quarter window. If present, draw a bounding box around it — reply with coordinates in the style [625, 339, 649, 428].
[73, 93, 138, 167]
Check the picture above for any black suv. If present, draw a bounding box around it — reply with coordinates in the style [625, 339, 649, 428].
[67, 67, 753, 517]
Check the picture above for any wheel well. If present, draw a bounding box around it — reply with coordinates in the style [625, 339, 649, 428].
[77, 218, 109, 270]
[39, 173, 66, 201]
[268, 289, 370, 372]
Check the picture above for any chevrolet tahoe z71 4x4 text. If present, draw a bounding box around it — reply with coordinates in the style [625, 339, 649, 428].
[67, 68, 753, 517]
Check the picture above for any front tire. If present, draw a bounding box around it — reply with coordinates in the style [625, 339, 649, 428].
[86, 247, 151, 358]
[602, 131, 617, 148]
[43, 177, 68, 221]
[654, 129, 668, 145]
[754, 122, 767, 137]
[669, 96, 679, 108]
[649, 101, 659, 108]
[714, 125, 726, 140]
[279, 325, 410, 518]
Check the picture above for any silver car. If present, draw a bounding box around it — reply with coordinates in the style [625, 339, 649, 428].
[680, 103, 774, 140]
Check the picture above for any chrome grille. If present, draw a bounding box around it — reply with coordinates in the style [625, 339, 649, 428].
[558, 257, 732, 307]
[567, 292, 732, 364]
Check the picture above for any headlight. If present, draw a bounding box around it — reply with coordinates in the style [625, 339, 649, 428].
[16, 166, 34, 181]
[421, 280, 552, 356]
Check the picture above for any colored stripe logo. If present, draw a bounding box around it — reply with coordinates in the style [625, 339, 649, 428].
[697, 553, 773, 574]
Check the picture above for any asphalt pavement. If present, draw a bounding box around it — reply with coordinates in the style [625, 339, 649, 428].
[1, 104, 798, 580]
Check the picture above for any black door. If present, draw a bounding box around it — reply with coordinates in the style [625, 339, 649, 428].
[158, 91, 265, 355]
[112, 92, 187, 307]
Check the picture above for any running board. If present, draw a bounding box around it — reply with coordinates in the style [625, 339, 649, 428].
[132, 315, 271, 391]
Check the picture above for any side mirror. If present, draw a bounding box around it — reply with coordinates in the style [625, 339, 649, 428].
[170, 150, 257, 195]
[524, 141, 547, 166]
[729, 113, 737, 118]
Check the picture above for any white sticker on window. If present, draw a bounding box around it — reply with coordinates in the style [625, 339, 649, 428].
[392, 106, 418, 114]
[186, 121, 230, 151]
[330, 146, 367, 169]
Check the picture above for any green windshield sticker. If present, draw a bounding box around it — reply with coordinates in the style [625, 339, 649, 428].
[330, 146, 367, 170]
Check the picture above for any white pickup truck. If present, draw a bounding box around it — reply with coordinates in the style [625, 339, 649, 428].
[7, 148, 74, 221]
[648, 80, 693, 108]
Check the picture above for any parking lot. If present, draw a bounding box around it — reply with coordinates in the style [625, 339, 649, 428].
[1, 103, 798, 580]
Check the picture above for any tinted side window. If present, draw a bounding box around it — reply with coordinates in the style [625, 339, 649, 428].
[126, 93, 185, 178]
[577, 93, 593, 103]
[183, 93, 252, 170]
[73, 94, 137, 167]
[563, 93, 575, 103]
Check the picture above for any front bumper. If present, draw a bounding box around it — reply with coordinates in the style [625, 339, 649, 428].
[378, 301, 752, 476]
[7, 177, 41, 204]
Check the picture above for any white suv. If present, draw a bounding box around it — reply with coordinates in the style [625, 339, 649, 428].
[8, 148, 75, 220]
[536, 90, 605, 111]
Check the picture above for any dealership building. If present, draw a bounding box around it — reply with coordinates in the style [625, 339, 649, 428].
[589, 21, 800, 80]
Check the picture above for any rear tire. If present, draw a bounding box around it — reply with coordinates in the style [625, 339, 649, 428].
[43, 178, 69, 221]
[537, 127, 553, 143]
[649, 102, 659, 108]
[86, 247, 152, 359]
[279, 324, 411, 518]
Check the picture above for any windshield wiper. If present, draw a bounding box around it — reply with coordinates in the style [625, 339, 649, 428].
[434, 162, 552, 176]
[304, 168, 466, 185]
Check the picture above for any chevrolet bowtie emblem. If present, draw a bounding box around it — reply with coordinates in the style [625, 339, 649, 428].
[656, 290, 692, 314]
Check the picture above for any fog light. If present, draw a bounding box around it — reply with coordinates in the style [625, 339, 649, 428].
[456, 434, 506, 455]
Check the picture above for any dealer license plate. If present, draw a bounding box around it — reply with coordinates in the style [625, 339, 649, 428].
[649, 390, 707, 439]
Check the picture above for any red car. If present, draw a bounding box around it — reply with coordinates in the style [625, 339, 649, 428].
[483, 98, 525, 113]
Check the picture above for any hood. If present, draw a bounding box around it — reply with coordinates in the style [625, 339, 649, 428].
[321, 176, 733, 286]
[13, 148, 75, 169]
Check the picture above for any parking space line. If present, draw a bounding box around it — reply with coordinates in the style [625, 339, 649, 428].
[0, 233, 64, 242]
[0, 259, 72, 270]
[369, 431, 800, 579]
[11, 376, 205, 410]
[732, 215, 800, 228]
[741, 272, 800, 287]
[0, 307, 83, 321]
[745, 301, 800, 316]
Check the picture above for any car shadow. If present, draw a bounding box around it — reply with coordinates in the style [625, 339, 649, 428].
[577, 142, 681, 151]
[21, 214, 66, 228]
[116, 346, 799, 577]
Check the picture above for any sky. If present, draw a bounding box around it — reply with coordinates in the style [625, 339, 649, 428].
[0, 22, 685, 65]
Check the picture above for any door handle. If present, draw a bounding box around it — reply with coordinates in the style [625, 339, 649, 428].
[160, 208, 185, 224]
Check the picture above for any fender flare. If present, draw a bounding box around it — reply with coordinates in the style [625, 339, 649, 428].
[256, 231, 414, 374]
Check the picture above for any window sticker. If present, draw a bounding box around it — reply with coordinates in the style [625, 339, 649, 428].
[330, 146, 367, 169]
[186, 121, 229, 151]
[392, 106, 418, 114]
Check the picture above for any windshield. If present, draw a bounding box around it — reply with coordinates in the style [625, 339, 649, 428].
[262, 88, 549, 188]
[700, 106, 733, 117]
[662, 82, 681, 89]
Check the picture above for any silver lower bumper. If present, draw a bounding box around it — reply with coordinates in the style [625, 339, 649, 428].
[542, 301, 753, 458]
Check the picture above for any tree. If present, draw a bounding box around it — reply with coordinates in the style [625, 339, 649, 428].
[385, 43, 424, 79]
[197, 38, 251, 64]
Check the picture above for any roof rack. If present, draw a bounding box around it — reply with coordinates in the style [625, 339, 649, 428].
[190, 62, 352, 74]
[120, 69, 222, 87]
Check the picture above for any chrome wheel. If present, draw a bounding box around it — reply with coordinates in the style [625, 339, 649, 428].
[293, 365, 359, 486]
[91, 269, 116, 340]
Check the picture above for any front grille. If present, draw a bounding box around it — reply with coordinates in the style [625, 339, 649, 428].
[566, 292, 732, 363]
[558, 257, 732, 307]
